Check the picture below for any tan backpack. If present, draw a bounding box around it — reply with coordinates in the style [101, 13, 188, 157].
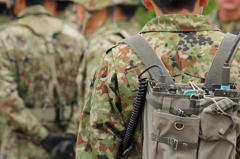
[121, 33, 240, 159]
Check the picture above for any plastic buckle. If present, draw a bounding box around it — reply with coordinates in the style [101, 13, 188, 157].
[176, 108, 184, 117]
[172, 138, 178, 150]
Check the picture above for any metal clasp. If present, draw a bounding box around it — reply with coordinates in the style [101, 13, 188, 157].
[174, 121, 185, 131]
[172, 138, 178, 150]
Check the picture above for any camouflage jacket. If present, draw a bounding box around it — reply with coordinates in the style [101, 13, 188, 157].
[76, 20, 131, 116]
[116, 18, 141, 36]
[0, 15, 12, 145]
[0, 5, 86, 159]
[207, 9, 240, 34]
[76, 14, 240, 159]
[56, 3, 79, 30]
[0, 15, 11, 28]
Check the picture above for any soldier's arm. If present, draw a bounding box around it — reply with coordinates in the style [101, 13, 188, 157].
[76, 49, 125, 158]
[0, 33, 48, 144]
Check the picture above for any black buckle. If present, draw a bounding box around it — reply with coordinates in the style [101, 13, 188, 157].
[173, 108, 184, 117]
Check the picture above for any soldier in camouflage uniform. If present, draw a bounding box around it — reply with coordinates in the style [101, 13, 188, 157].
[0, 0, 87, 158]
[206, 0, 240, 34]
[75, 0, 132, 116]
[0, 0, 11, 147]
[114, 0, 141, 35]
[0, 0, 11, 27]
[63, 2, 79, 30]
[43, 0, 78, 29]
[76, 0, 240, 158]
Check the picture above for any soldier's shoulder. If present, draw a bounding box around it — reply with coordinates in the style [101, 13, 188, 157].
[61, 23, 86, 41]
[0, 21, 32, 39]
[106, 41, 134, 57]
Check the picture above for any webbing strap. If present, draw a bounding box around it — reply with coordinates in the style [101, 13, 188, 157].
[146, 94, 198, 115]
[204, 33, 237, 90]
[123, 33, 238, 90]
[123, 34, 174, 86]
[151, 134, 198, 150]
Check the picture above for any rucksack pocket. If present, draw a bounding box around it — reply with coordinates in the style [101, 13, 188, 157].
[150, 110, 200, 159]
[198, 101, 239, 159]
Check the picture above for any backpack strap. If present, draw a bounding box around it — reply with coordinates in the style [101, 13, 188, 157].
[122, 34, 175, 86]
[204, 33, 237, 90]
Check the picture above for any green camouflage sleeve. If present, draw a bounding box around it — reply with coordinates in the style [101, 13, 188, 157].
[76, 43, 144, 159]
[76, 51, 123, 158]
[0, 33, 48, 144]
[76, 27, 126, 118]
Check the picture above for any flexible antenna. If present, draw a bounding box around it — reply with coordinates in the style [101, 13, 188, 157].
[222, 33, 240, 86]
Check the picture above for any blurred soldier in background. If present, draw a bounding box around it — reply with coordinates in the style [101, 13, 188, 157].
[43, 0, 71, 16]
[74, 0, 138, 119]
[76, 0, 240, 158]
[43, 0, 78, 29]
[0, 0, 11, 27]
[114, 0, 141, 35]
[63, 1, 79, 29]
[207, 0, 240, 34]
[0, 0, 86, 158]
[0, 0, 11, 148]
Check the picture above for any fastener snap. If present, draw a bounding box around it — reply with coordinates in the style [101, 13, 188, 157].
[182, 143, 188, 150]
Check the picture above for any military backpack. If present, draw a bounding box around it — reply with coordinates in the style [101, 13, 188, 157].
[121, 33, 240, 159]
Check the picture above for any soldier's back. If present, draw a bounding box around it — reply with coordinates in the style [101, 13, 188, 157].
[76, 14, 240, 159]
[0, 5, 86, 159]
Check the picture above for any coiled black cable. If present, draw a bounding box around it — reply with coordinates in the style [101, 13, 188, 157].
[122, 76, 148, 153]
[121, 64, 164, 155]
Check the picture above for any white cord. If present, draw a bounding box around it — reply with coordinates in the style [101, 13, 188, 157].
[185, 81, 227, 115]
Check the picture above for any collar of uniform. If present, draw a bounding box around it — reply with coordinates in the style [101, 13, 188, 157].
[17, 5, 49, 18]
[140, 14, 219, 33]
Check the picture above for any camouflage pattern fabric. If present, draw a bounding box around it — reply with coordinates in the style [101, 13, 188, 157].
[0, 15, 11, 28]
[76, 20, 130, 122]
[0, 15, 11, 146]
[74, 0, 124, 11]
[76, 14, 240, 159]
[206, 9, 240, 34]
[116, 18, 141, 35]
[56, 3, 79, 30]
[0, 5, 86, 159]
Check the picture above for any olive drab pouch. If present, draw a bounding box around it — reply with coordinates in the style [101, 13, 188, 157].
[121, 33, 240, 159]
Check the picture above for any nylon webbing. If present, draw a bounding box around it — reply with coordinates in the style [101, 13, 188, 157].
[123, 34, 174, 86]
[151, 134, 198, 150]
[205, 33, 237, 90]
[146, 94, 197, 115]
